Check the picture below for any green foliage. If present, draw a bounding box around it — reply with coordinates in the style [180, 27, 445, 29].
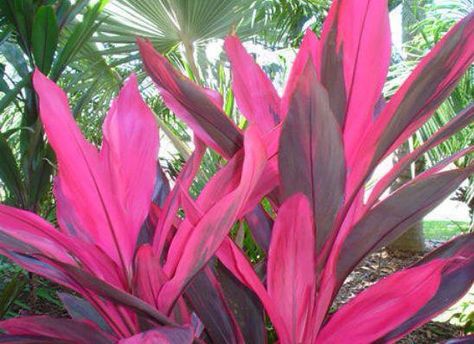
[32, 5, 59, 74]
[0, 0, 110, 212]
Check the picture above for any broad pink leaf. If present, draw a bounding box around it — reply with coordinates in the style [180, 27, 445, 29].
[133, 245, 167, 309]
[158, 126, 267, 312]
[0, 205, 126, 291]
[279, 59, 345, 253]
[320, 0, 391, 158]
[137, 38, 243, 158]
[185, 267, 244, 344]
[376, 234, 474, 342]
[336, 167, 474, 285]
[0, 316, 116, 344]
[101, 74, 159, 255]
[367, 104, 474, 207]
[281, 29, 320, 117]
[0, 205, 73, 264]
[347, 13, 474, 197]
[317, 259, 446, 343]
[225, 35, 281, 134]
[268, 194, 317, 344]
[118, 326, 193, 344]
[216, 238, 289, 343]
[33, 71, 146, 272]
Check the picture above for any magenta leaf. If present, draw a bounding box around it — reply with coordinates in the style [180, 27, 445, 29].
[268, 194, 317, 343]
[225, 35, 281, 134]
[279, 59, 345, 253]
[375, 234, 474, 342]
[137, 38, 242, 158]
[159, 127, 267, 312]
[118, 326, 193, 344]
[185, 266, 244, 344]
[337, 167, 474, 285]
[318, 260, 446, 343]
[0, 316, 116, 344]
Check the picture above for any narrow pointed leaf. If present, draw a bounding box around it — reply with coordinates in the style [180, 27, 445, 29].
[337, 167, 473, 285]
[279, 60, 345, 252]
[159, 127, 266, 312]
[348, 13, 474, 196]
[225, 35, 280, 133]
[101, 74, 159, 254]
[215, 262, 266, 344]
[185, 267, 244, 344]
[268, 194, 316, 344]
[281, 29, 320, 117]
[320, 0, 391, 154]
[118, 326, 193, 344]
[0, 316, 116, 344]
[318, 260, 445, 343]
[367, 103, 474, 206]
[216, 238, 289, 342]
[375, 234, 474, 343]
[58, 293, 111, 332]
[138, 38, 243, 158]
[32, 6, 58, 74]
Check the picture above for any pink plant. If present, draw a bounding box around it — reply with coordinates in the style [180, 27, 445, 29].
[0, 0, 472, 343]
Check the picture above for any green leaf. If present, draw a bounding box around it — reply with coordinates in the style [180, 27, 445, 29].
[32, 5, 59, 74]
[0, 131, 25, 206]
[57, 0, 90, 29]
[0, 74, 29, 114]
[50, 0, 106, 80]
[0, 64, 10, 93]
[0, 42, 29, 77]
[0, 272, 26, 318]
[6, 0, 35, 54]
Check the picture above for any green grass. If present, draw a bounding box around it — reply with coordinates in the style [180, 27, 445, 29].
[423, 220, 470, 241]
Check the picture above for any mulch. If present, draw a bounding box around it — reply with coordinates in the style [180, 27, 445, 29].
[334, 240, 464, 344]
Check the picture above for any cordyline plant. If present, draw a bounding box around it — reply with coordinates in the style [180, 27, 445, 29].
[0, 0, 473, 343]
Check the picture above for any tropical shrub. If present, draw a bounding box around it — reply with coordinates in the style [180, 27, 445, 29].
[0, 0, 473, 343]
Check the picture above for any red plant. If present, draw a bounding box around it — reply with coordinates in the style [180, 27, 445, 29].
[0, 0, 473, 343]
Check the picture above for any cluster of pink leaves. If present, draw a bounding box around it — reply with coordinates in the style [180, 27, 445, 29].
[0, 0, 473, 343]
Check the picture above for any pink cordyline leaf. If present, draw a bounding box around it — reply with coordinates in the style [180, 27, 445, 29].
[320, 0, 391, 155]
[0, 316, 117, 344]
[0, 0, 472, 342]
[101, 74, 159, 252]
[279, 59, 345, 254]
[118, 326, 193, 344]
[216, 237, 289, 342]
[347, 12, 474, 197]
[33, 70, 158, 274]
[336, 166, 474, 286]
[137, 38, 243, 159]
[317, 259, 446, 343]
[158, 126, 267, 313]
[225, 35, 281, 134]
[366, 103, 474, 207]
[281, 29, 320, 117]
[268, 194, 317, 344]
[153, 139, 206, 256]
[376, 234, 474, 342]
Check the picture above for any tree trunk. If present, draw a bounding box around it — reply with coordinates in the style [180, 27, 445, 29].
[388, 143, 426, 252]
